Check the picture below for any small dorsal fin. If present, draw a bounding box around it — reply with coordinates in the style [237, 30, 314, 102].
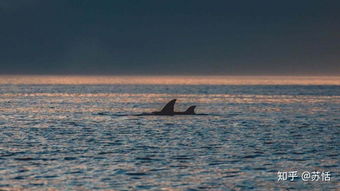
[185, 106, 196, 114]
[160, 99, 176, 114]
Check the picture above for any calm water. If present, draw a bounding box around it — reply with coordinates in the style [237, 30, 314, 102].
[0, 78, 339, 190]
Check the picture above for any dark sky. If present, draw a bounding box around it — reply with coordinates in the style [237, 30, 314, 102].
[1, 0, 339, 75]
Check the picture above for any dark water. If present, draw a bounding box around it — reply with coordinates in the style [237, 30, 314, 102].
[0, 85, 339, 190]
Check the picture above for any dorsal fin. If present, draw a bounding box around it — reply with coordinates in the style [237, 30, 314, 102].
[185, 106, 196, 114]
[160, 99, 176, 114]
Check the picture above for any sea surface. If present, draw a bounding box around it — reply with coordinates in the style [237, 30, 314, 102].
[0, 76, 339, 190]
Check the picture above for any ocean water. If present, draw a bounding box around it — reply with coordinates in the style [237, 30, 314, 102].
[0, 77, 339, 190]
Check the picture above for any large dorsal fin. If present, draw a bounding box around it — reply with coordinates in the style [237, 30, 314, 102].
[184, 106, 196, 114]
[160, 99, 176, 113]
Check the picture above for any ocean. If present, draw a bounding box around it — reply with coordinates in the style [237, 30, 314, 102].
[0, 76, 339, 190]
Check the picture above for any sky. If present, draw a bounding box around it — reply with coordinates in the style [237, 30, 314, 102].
[0, 0, 339, 75]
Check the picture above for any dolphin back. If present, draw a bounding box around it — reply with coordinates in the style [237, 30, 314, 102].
[184, 106, 196, 114]
[160, 99, 176, 114]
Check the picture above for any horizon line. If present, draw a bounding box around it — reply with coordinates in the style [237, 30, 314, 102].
[0, 75, 339, 85]
[0, 74, 340, 77]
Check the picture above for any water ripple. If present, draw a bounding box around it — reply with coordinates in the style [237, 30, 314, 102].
[0, 84, 339, 190]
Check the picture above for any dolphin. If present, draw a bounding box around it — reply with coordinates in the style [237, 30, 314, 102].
[137, 99, 197, 116]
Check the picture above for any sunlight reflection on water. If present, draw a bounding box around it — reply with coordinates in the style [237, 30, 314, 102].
[0, 77, 339, 190]
[0, 75, 339, 85]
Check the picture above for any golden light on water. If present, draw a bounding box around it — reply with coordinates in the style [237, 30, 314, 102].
[1, 75, 339, 190]
[0, 75, 339, 85]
